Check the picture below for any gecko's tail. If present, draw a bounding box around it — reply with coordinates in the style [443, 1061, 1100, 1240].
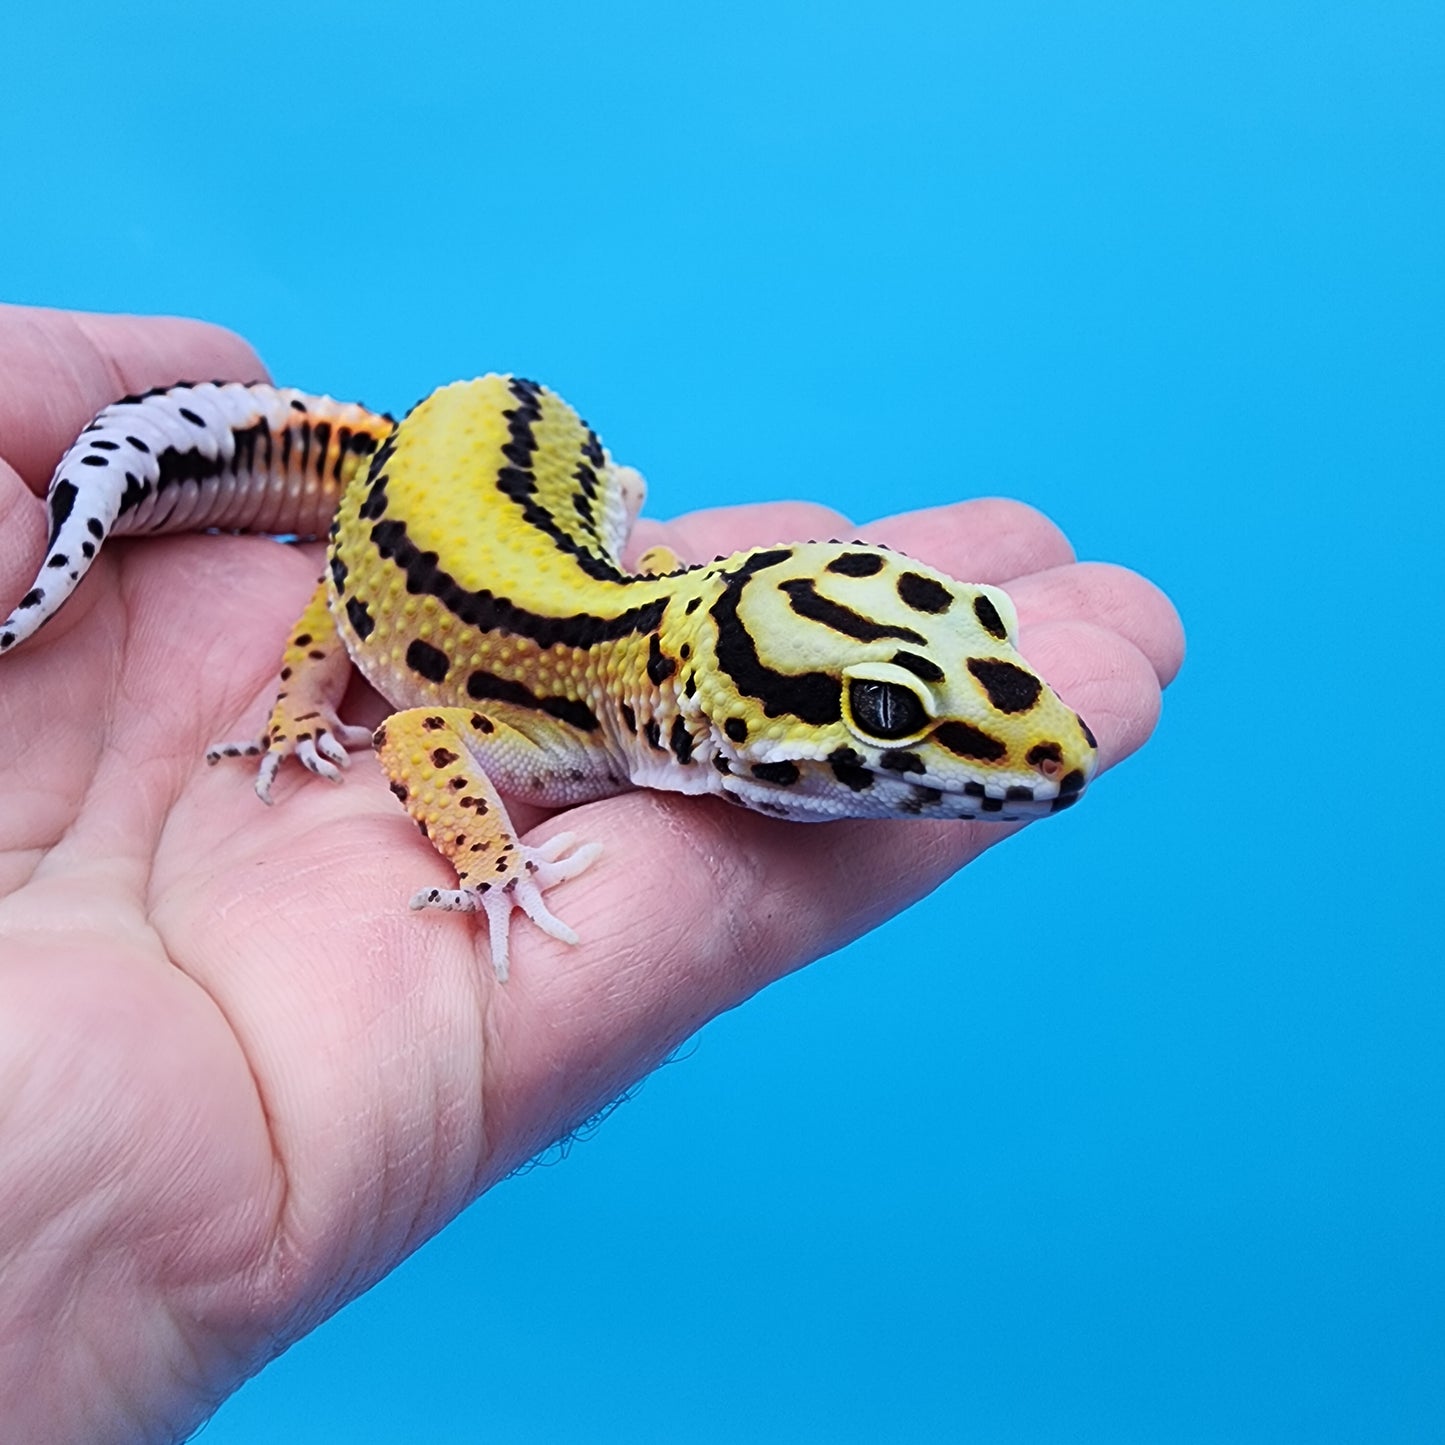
[0, 381, 395, 653]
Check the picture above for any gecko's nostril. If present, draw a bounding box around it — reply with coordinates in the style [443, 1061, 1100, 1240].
[1025, 742, 1064, 779]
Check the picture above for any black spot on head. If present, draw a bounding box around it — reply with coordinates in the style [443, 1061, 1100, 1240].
[710, 557, 843, 725]
[934, 721, 1007, 762]
[967, 658, 1042, 713]
[406, 638, 451, 684]
[1077, 713, 1098, 749]
[1058, 768, 1086, 796]
[879, 749, 925, 774]
[972, 594, 1008, 639]
[388, 780, 408, 802]
[897, 572, 953, 614]
[430, 748, 459, 769]
[293, 633, 312, 647]
[470, 713, 493, 733]
[422, 715, 446, 731]
[724, 717, 748, 743]
[751, 760, 800, 786]
[780, 578, 927, 644]
[670, 715, 694, 764]
[330, 554, 348, 593]
[647, 633, 677, 686]
[829, 746, 873, 791]
[345, 597, 375, 640]
[826, 551, 885, 577]
[891, 650, 944, 683]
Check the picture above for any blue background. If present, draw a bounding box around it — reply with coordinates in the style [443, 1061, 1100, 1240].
[4, 2, 1441, 1440]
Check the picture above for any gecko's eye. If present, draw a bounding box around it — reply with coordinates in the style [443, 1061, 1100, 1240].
[847, 679, 929, 741]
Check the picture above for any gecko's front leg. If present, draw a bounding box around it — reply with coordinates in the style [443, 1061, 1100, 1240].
[372, 707, 611, 980]
[205, 576, 372, 802]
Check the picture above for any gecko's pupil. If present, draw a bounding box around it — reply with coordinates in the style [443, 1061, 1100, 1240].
[849, 679, 927, 740]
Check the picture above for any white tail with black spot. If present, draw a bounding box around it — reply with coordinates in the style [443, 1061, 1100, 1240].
[0, 381, 393, 653]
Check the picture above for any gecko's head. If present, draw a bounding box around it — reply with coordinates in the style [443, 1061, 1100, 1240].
[696, 543, 1099, 822]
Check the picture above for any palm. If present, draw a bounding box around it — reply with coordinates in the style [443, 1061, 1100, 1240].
[0, 307, 1183, 1441]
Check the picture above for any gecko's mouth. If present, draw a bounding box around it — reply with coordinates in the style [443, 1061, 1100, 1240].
[950, 765, 1089, 817]
[887, 764, 1089, 821]
[738, 757, 1092, 821]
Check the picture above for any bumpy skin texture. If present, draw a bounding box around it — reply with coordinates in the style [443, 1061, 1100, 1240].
[0, 305, 1182, 1445]
[4, 372, 1100, 976]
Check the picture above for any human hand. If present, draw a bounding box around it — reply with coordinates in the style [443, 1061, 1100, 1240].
[0, 304, 1183, 1442]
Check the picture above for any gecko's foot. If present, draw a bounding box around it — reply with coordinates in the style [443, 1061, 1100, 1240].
[410, 833, 604, 981]
[206, 713, 374, 804]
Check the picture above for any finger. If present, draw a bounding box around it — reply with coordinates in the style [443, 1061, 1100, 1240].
[479, 616, 1163, 1176]
[861, 497, 1077, 583]
[1009, 561, 1186, 687]
[627, 500, 855, 567]
[0, 460, 46, 611]
[0, 304, 268, 492]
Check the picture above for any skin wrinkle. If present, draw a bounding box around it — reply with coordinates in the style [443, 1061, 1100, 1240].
[154, 950, 293, 1320]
